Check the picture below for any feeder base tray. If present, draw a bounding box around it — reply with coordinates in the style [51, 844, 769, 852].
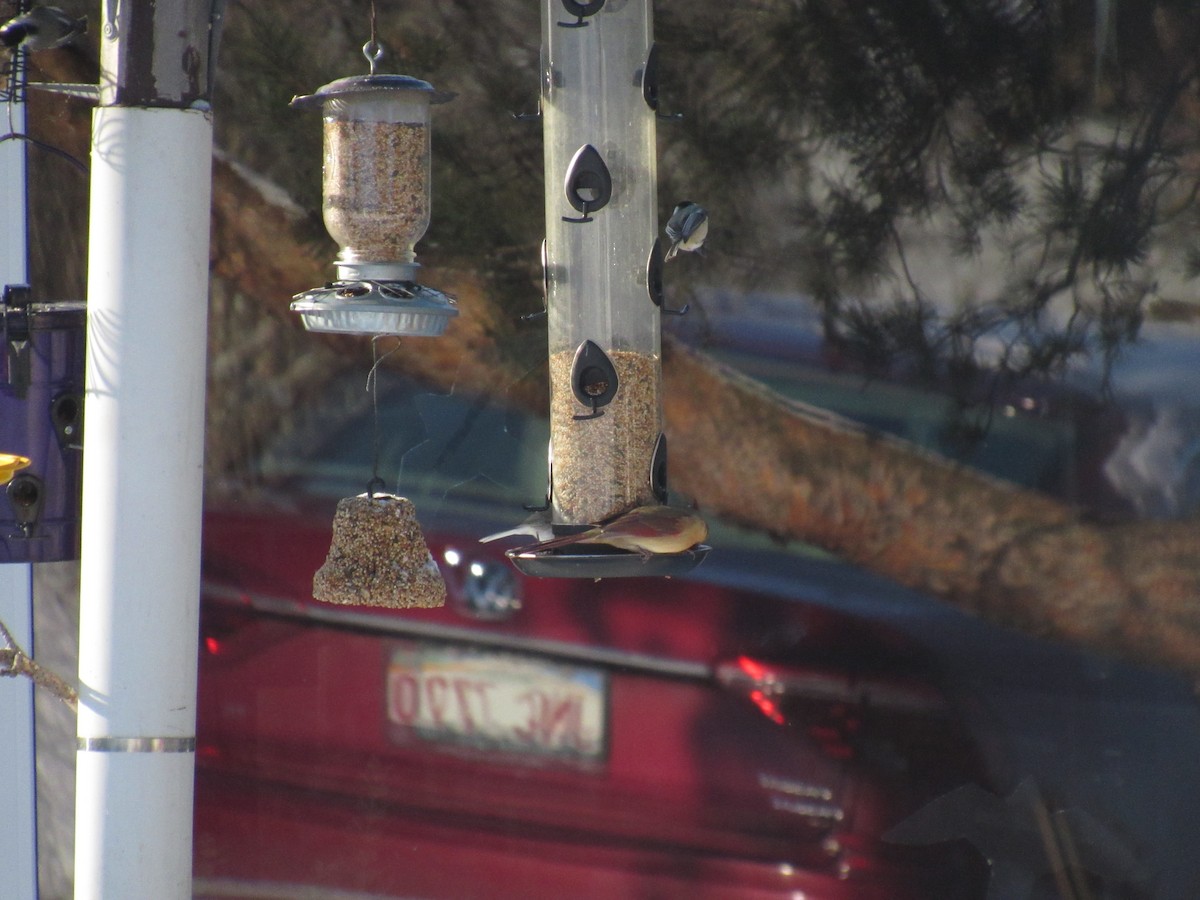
[291, 280, 458, 336]
[506, 545, 709, 579]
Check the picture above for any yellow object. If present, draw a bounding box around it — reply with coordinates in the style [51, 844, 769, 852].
[1, 453, 31, 485]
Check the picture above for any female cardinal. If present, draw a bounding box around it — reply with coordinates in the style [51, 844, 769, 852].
[519, 505, 707, 559]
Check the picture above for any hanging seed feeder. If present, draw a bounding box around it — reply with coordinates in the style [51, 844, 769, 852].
[313, 491, 446, 609]
[501, 0, 707, 578]
[290, 41, 451, 608]
[290, 46, 457, 336]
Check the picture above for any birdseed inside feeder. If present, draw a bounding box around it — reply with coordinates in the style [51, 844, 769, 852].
[313, 493, 445, 609]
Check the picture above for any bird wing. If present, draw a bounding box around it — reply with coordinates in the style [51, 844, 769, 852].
[512, 526, 601, 555]
[595, 506, 691, 538]
[679, 207, 707, 240]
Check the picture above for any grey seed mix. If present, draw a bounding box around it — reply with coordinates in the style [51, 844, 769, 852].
[323, 120, 430, 261]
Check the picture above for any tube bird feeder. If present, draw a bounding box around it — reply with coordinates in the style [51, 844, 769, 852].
[506, 0, 707, 578]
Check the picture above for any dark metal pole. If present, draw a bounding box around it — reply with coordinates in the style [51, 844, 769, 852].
[98, 0, 221, 108]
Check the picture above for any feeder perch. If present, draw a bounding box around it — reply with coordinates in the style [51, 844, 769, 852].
[290, 68, 457, 336]
[562, 144, 612, 223]
[507, 543, 707, 579]
[557, 0, 605, 28]
[313, 493, 446, 609]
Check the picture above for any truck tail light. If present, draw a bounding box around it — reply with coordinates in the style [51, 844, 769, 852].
[716, 655, 949, 761]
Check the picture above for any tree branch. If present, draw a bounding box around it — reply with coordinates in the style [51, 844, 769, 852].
[29, 47, 1200, 684]
[662, 337, 1200, 680]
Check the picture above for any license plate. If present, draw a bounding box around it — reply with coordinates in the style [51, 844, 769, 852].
[385, 642, 608, 762]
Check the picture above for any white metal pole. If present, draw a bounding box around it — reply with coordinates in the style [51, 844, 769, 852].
[0, 565, 37, 900]
[1, 47, 39, 900]
[74, 104, 212, 899]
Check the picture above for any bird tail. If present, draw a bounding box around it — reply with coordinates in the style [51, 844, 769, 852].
[479, 525, 538, 543]
[512, 528, 595, 556]
[479, 528, 520, 543]
[664, 241, 680, 261]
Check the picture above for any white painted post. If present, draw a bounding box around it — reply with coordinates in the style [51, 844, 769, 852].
[74, 101, 212, 900]
[74, 2, 215, 893]
[0, 565, 37, 900]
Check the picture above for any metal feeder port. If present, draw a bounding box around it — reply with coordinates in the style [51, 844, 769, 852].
[290, 71, 457, 336]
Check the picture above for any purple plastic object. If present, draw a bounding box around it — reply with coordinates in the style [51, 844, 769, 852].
[1, 288, 85, 563]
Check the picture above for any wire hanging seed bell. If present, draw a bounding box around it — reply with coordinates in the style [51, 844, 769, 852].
[313, 493, 446, 609]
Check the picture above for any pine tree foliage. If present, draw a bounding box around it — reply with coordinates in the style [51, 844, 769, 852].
[212, 0, 1200, 416]
[645, 0, 1200, 454]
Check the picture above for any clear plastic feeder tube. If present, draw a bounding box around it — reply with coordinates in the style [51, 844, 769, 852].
[541, 0, 662, 526]
[292, 75, 448, 281]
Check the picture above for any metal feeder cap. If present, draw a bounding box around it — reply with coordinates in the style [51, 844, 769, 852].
[290, 74, 455, 110]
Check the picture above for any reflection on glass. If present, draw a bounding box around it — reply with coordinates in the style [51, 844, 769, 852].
[187, 3, 1200, 898]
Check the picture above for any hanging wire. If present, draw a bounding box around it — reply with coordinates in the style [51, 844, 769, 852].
[0, 130, 89, 174]
[365, 334, 402, 497]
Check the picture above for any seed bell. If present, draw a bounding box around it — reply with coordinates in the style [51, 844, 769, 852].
[290, 45, 457, 336]
[313, 492, 446, 609]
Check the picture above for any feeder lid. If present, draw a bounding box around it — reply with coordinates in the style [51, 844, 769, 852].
[290, 74, 455, 110]
[291, 280, 458, 336]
